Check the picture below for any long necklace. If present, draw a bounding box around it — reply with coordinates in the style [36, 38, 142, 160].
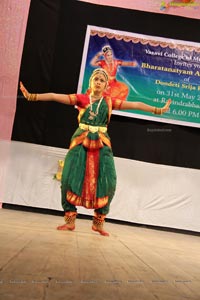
[88, 95, 103, 120]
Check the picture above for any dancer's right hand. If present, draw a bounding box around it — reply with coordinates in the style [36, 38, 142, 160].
[20, 81, 30, 100]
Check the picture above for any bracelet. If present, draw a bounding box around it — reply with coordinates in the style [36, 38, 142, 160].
[153, 107, 163, 115]
[27, 93, 38, 101]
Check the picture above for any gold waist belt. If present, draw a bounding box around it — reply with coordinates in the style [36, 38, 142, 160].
[79, 123, 107, 133]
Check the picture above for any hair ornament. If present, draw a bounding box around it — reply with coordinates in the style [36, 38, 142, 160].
[102, 45, 112, 54]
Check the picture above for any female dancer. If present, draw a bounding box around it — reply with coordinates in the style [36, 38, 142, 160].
[90, 45, 137, 100]
[20, 68, 171, 236]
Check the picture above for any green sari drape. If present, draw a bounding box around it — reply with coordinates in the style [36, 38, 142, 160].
[61, 97, 117, 213]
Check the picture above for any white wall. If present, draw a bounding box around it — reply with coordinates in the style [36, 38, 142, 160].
[0, 140, 200, 232]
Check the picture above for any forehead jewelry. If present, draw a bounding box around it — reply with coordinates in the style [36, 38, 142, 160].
[88, 95, 103, 120]
[91, 68, 109, 82]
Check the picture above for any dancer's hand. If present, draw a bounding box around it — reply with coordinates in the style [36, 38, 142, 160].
[20, 81, 30, 100]
[132, 60, 138, 67]
[162, 99, 172, 113]
[96, 52, 103, 58]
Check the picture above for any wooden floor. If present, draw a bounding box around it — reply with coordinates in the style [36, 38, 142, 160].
[0, 208, 200, 300]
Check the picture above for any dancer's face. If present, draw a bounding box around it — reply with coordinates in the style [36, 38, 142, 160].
[90, 73, 107, 93]
[104, 50, 113, 62]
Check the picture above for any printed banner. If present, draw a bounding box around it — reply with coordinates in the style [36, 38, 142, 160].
[78, 0, 200, 20]
[78, 25, 200, 128]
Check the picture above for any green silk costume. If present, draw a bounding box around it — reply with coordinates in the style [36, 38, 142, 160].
[61, 94, 123, 215]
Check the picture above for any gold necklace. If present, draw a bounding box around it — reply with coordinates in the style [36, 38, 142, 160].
[88, 95, 103, 120]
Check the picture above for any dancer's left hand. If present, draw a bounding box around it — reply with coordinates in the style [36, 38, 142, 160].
[162, 99, 172, 113]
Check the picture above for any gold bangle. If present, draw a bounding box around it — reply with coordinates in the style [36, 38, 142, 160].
[27, 93, 38, 101]
[153, 107, 162, 115]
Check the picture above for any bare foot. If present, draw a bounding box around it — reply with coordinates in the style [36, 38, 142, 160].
[57, 224, 75, 231]
[92, 225, 109, 236]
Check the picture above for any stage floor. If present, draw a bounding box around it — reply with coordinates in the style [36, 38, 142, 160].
[0, 208, 200, 300]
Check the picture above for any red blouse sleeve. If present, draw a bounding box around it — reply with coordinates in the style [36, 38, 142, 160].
[111, 97, 124, 110]
[98, 60, 103, 67]
[76, 94, 90, 108]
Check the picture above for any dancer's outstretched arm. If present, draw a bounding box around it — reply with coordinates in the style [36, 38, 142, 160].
[120, 98, 171, 114]
[20, 81, 171, 114]
[20, 82, 75, 105]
